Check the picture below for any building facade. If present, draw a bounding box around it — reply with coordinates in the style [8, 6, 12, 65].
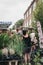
[23, 0, 38, 27]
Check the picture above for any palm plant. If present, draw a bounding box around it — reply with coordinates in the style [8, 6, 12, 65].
[8, 33, 25, 56]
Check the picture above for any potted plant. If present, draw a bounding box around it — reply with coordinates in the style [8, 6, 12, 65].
[32, 49, 42, 65]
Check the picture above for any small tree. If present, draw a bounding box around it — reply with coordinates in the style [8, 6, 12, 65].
[32, 21, 38, 38]
[13, 19, 24, 29]
[34, 0, 43, 31]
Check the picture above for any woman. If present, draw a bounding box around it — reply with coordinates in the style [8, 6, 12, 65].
[22, 30, 31, 65]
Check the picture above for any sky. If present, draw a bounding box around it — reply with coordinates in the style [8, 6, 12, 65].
[0, 0, 32, 28]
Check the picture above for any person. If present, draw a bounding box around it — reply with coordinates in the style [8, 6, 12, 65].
[16, 28, 19, 34]
[30, 30, 36, 51]
[30, 30, 35, 44]
[22, 30, 31, 65]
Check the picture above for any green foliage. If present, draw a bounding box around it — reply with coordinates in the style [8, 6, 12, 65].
[0, 33, 10, 49]
[32, 21, 38, 40]
[40, 57, 43, 63]
[33, 0, 43, 31]
[33, 49, 43, 65]
[8, 33, 25, 56]
[0, 50, 2, 55]
[0, 32, 25, 56]
[33, 51, 40, 63]
[15, 19, 24, 28]
[0, 50, 2, 60]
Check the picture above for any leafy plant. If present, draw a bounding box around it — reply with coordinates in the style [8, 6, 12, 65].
[0, 33, 10, 49]
[8, 33, 25, 56]
[0, 50, 2, 55]
[33, 49, 41, 65]
[13, 19, 24, 28]
[0, 50, 2, 60]
[33, 0, 43, 31]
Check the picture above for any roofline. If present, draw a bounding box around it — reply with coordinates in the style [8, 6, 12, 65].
[0, 21, 12, 25]
[24, 0, 36, 15]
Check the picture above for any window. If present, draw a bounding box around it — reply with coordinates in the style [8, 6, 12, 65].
[33, 2, 36, 11]
[24, 14, 26, 19]
[27, 11, 28, 17]
[29, 8, 31, 14]
[29, 19, 31, 26]
[27, 20, 28, 27]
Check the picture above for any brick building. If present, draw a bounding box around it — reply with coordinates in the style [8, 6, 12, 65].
[23, 0, 38, 27]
